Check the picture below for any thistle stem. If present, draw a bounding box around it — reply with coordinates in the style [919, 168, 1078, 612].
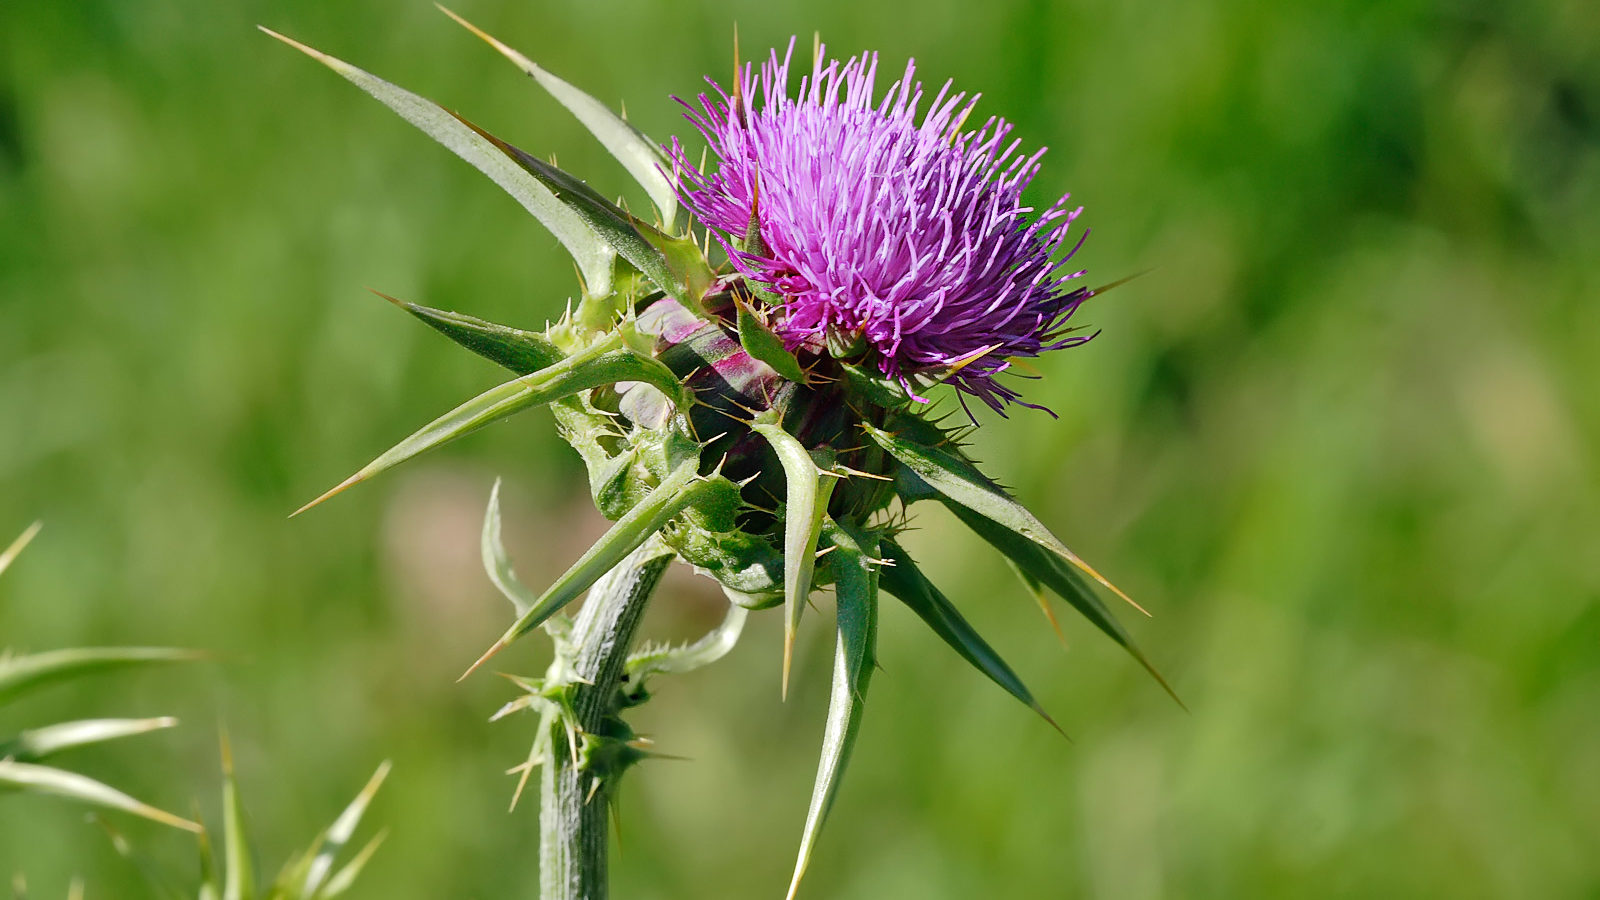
[540, 541, 672, 900]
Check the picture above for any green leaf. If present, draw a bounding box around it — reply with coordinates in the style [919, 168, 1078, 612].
[787, 519, 878, 900]
[878, 540, 1062, 734]
[750, 418, 835, 696]
[0, 521, 40, 580]
[462, 457, 703, 677]
[625, 598, 748, 679]
[736, 302, 807, 383]
[1006, 556, 1066, 645]
[260, 28, 615, 295]
[0, 717, 179, 763]
[220, 733, 254, 900]
[481, 479, 537, 617]
[377, 293, 562, 375]
[294, 335, 682, 514]
[299, 761, 390, 899]
[948, 502, 1182, 706]
[0, 647, 201, 707]
[863, 420, 1143, 613]
[452, 117, 708, 309]
[438, 6, 679, 231]
[0, 760, 200, 832]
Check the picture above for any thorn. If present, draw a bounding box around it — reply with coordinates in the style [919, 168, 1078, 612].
[459, 638, 509, 682]
[290, 470, 364, 518]
[1087, 268, 1153, 299]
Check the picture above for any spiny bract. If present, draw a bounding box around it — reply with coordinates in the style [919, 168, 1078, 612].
[270, 15, 1170, 900]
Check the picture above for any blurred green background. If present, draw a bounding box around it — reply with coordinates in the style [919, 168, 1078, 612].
[3, 0, 1598, 896]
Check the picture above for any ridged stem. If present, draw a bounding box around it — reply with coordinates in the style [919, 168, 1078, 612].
[539, 541, 672, 900]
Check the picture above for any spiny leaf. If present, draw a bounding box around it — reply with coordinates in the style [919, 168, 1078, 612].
[374, 292, 561, 375]
[0, 760, 200, 832]
[452, 116, 703, 309]
[750, 419, 834, 697]
[220, 732, 254, 900]
[787, 519, 878, 900]
[299, 761, 390, 899]
[294, 335, 682, 515]
[625, 598, 748, 679]
[0, 521, 40, 580]
[0, 717, 179, 763]
[949, 503, 1182, 707]
[0, 647, 202, 706]
[863, 420, 1145, 615]
[462, 457, 703, 678]
[878, 540, 1062, 735]
[437, 6, 679, 231]
[481, 479, 537, 617]
[736, 301, 807, 383]
[260, 27, 616, 294]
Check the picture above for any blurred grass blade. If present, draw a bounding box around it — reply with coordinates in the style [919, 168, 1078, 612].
[373, 292, 562, 375]
[626, 599, 748, 678]
[0, 760, 200, 832]
[482, 480, 537, 617]
[464, 458, 702, 677]
[0, 717, 178, 763]
[0, 521, 41, 580]
[295, 337, 683, 515]
[787, 520, 878, 900]
[93, 815, 187, 900]
[863, 421, 1144, 615]
[437, 6, 679, 231]
[878, 540, 1062, 734]
[452, 116, 702, 308]
[318, 829, 388, 898]
[950, 503, 1182, 706]
[0, 647, 201, 706]
[260, 28, 616, 295]
[737, 302, 807, 383]
[220, 733, 254, 900]
[750, 420, 834, 698]
[300, 761, 390, 898]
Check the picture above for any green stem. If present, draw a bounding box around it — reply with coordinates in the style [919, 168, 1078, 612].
[539, 541, 672, 900]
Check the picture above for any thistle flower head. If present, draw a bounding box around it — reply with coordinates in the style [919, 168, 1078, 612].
[672, 41, 1092, 412]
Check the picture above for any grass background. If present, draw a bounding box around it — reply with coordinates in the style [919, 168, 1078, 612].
[2, 0, 1597, 896]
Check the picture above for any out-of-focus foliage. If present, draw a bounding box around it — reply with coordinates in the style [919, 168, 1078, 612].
[0, 0, 1595, 897]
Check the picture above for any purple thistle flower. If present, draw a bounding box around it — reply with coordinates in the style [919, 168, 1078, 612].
[670, 40, 1094, 412]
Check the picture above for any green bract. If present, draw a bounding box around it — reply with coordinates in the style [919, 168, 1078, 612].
[272, 14, 1171, 898]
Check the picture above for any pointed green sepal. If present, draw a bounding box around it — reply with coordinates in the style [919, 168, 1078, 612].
[376, 292, 562, 375]
[878, 540, 1063, 734]
[260, 28, 615, 295]
[0, 760, 200, 833]
[462, 457, 703, 677]
[295, 335, 683, 514]
[787, 519, 879, 900]
[452, 116, 712, 311]
[948, 502, 1182, 706]
[750, 418, 834, 696]
[863, 419, 1143, 614]
[736, 301, 807, 384]
[438, 6, 679, 231]
[219, 733, 253, 900]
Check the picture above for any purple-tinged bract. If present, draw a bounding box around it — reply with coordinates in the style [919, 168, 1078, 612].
[671, 41, 1093, 412]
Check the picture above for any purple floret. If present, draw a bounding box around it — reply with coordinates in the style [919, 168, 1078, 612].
[669, 39, 1094, 413]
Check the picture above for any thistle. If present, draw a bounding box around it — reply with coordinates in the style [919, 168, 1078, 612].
[268, 15, 1172, 899]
